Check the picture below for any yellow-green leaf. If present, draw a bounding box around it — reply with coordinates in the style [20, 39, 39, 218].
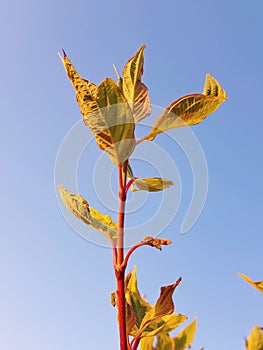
[239, 273, 263, 293]
[157, 313, 187, 334]
[58, 186, 117, 243]
[122, 45, 151, 122]
[125, 267, 151, 335]
[156, 333, 174, 350]
[131, 177, 173, 192]
[60, 52, 135, 165]
[173, 318, 197, 350]
[246, 326, 263, 350]
[146, 74, 227, 140]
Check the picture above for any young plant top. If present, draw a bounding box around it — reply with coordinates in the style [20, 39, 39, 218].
[57, 44, 262, 350]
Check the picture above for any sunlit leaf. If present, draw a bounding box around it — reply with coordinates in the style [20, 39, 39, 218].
[122, 45, 151, 122]
[130, 177, 173, 192]
[239, 273, 263, 293]
[246, 326, 263, 350]
[146, 74, 227, 140]
[60, 52, 135, 165]
[173, 318, 197, 350]
[58, 186, 117, 243]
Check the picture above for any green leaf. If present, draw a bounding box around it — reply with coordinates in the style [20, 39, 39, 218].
[146, 74, 227, 140]
[58, 186, 117, 243]
[122, 45, 151, 122]
[173, 318, 197, 350]
[246, 326, 263, 350]
[60, 52, 135, 165]
[239, 273, 263, 293]
[130, 177, 173, 192]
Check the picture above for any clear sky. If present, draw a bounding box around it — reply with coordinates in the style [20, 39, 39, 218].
[1, 1, 263, 349]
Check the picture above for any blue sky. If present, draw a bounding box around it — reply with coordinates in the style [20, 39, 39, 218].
[1, 0, 263, 349]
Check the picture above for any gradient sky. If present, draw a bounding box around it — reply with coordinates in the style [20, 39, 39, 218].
[1, 1, 263, 349]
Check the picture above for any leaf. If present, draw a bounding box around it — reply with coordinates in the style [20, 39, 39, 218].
[156, 333, 174, 350]
[58, 186, 117, 243]
[173, 318, 197, 350]
[239, 273, 263, 293]
[154, 278, 181, 317]
[125, 267, 151, 335]
[60, 52, 135, 165]
[140, 336, 155, 350]
[136, 278, 182, 337]
[122, 45, 151, 122]
[146, 74, 227, 140]
[130, 177, 173, 192]
[246, 326, 263, 350]
[143, 236, 172, 251]
[203, 73, 227, 98]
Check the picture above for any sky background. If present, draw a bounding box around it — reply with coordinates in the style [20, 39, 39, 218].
[1, 0, 263, 349]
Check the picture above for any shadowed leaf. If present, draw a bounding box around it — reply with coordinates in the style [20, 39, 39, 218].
[239, 273, 263, 293]
[146, 74, 227, 140]
[131, 177, 173, 192]
[122, 45, 151, 122]
[246, 326, 263, 350]
[58, 186, 117, 243]
[60, 52, 135, 165]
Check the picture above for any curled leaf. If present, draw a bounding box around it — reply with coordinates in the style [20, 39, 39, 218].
[143, 236, 172, 250]
[122, 45, 151, 122]
[238, 273, 263, 293]
[131, 177, 174, 192]
[58, 186, 117, 243]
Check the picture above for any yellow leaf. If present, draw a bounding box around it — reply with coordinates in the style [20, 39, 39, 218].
[146, 74, 227, 140]
[246, 326, 263, 350]
[60, 52, 135, 165]
[122, 45, 151, 122]
[239, 273, 263, 293]
[131, 177, 173, 192]
[58, 186, 117, 243]
[140, 336, 155, 350]
[173, 318, 197, 350]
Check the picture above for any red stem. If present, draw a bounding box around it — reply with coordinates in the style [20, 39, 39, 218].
[115, 162, 128, 350]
